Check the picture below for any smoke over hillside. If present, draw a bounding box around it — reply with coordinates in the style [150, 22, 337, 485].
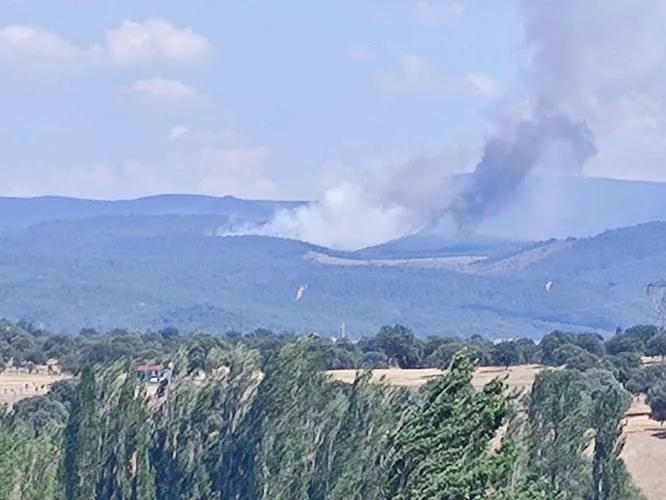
[451, 110, 598, 231]
[229, 0, 664, 250]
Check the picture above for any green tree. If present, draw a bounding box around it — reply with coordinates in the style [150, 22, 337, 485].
[526, 370, 592, 498]
[646, 332, 666, 359]
[384, 348, 513, 499]
[62, 365, 101, 500]
[588, 376, 632, 500]
[647, 381, 666, 424]
[364, 325, 421, 368]
[493, 341, 520, 369]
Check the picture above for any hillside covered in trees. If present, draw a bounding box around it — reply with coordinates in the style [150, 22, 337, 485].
[3, 318, 663, 499]
[0, 207, 664, 336]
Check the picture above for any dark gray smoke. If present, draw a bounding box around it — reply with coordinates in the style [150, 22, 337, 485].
[450, 110, 598, 230]
[447, 0, 656, 233]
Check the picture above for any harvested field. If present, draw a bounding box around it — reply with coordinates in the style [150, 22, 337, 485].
[327, 363, 546, 391]
[0, 369, 69, 405]
[327, 364, 663, 500]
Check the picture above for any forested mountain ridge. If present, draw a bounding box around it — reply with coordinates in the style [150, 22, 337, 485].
[3, 175, 666, 234]
[0, 211, 663, 336]
[0, 194, 305, 231]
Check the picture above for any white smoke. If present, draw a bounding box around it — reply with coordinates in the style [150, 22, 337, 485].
[256, 182, 422, 250]
[223, 154, 468, 250]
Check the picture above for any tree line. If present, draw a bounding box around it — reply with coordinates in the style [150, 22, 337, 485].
[2, 319, 666, 381]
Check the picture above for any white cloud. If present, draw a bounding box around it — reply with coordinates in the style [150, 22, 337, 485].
[0, 25, 101, 70]
[414, 1, 465, 25]
[0, 19, 212, 71]
[127, 77, 197, 101]
[168, 125, 190, 142]
[34, 119, 278, 200]
[105, 19, 212, 66]
[42, 144, 278, 201]
[378, 53, 452, 93]
[465, 73, 500, 98]
[347, 46, 375, 63]
[166, 122, 248, 146]
[196, 146, 279, 199]
[584, 93, 666, 181]
[48, 162, 166, 200]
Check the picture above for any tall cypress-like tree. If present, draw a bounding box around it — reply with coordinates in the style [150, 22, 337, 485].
[19, 422, 63, 500]
[62, 365, 101, 500]
[526, 370, 592, 498]
[325, 371, 408, 500]
[248, 340, 348, 500]
[384, 348, 513, 499]
[0, 412, 25, 500]
[587, 374, 641, 500]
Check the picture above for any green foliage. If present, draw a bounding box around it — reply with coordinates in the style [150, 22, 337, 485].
[384, 348, 513, 499]
[647, 381, 666, 424]
[0, 327, 648, 500]
[646, 332, 666, 358]
[62, 365, 100, 500]
[526, 370, 593, 497]
[625, 364, 666, 396]
[0, 320, 657, 499]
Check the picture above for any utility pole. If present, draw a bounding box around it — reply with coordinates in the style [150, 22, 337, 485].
[647, 281, 666, 332]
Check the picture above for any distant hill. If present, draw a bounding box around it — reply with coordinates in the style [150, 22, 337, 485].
[2, 176, 666, 236]
[0, 194, 306, 231]
[470, 176, 666, 240]
[0, 212, 662, 338]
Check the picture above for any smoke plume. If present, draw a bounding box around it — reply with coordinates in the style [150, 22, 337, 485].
[451, 0, 657, 231]
[227, 0, 664, 249]
[450, 110, 598, 230]
[223, 156, 465, 250]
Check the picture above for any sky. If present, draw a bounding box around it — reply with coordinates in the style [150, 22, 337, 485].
[1, 0, 665, 203]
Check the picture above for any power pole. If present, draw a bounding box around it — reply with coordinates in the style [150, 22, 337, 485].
[647, 281, 666, 332]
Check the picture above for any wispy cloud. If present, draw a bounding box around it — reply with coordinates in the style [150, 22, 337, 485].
[127, 77, 198, 101]
[413, 1, 465, 26]
[0, 25, 102, 70]
[465, 73, 500, 98]
[105, 19, 212, 66]
[347, 46, 375, 63]
[377, 53, 452, 93]
[0, 18, 212, 72]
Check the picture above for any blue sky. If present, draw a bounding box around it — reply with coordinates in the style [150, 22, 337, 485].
[0, 0, 664, 201]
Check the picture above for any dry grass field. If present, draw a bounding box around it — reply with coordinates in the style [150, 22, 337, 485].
[0, 368, 69, 406]
[328, 364, 664, 500]
[327, 363, 546, 391]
